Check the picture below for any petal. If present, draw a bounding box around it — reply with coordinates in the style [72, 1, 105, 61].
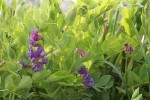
[30, 30, 42, 41]
[78, 67, 88, 75]
[83, 78, 94, 87]
[40, 51, 45, 57]
[42, 58, 48, 64]
[31, 57, 38, 63]
[27, 39, 36, 47]
[32, 63, 43, 72]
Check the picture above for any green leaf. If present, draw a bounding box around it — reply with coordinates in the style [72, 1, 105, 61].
[121, 8, 137, 37]
[45, 23, 61, 44]
[81, 97, 91, 100]
[23, 92, 34, 99]
[24, 10, 36, 31]
[101, 91, 109, 100]
[145, 53, 150, 64]
[100, 36, 122, 55]
[105, 79, 114, 89]
[58, 30, 75, 51]
[46, 71, 73, 82]
[78, 5, 88, 16]
[5, 74, 20, 91]
[66, 8, 77, 25]
[57, 14, 65, 30]
[95, 75, 111, 87]
[18, 75, 32, 89]
[93, 60, 124, 81]
[15, 4, 24, 19]
[131, 87, 142, 100]
[40, 0, 50, 22]
[139, 64, 150, 82]
[132, 87, 139, 99]
[93, 86, 101, 92]
[58, 81, 74, 86]
[116, 86, 126, 94]
[126, 71, 142, 87]
[40, 0, 49, 10]
[133, 3, 144, 8]
[32, 70, 51, 82]
[132, 94, 142, 100]
[7, 44, 16, 60]
[9, 0, 18, 10]
[33, 9, 43, 27]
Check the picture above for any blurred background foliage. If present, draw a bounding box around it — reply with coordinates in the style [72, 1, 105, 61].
[0, 0, 150, 99]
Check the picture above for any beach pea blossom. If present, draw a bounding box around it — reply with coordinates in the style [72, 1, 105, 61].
[30, 30, 42, 41]
[27, 39, 40, 47]
[32, 63, 43, 72]
[83, 78, 94, 87]
[78, 66, 94, 87]
[75, 48, 87, 58]
[19, 29, 48, 72]
[124, 43, 134, 52]
[28, 30, 48, 71]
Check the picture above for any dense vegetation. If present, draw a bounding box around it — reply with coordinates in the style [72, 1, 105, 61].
[0, 0, 150, 100]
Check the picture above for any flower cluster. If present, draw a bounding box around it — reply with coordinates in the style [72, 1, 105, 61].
[124, 43, 134, 52]
[20, 30, 48, 72]
[75, 48, 87, 58]
[78, 66, 94, 88]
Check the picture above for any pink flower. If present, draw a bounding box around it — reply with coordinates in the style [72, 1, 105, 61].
[75, 48, 87, 58]
[79, 50, 87, 58]
[124, 43, 134, 52]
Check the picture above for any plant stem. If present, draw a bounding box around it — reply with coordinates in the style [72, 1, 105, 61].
[12, 93, 15, 100]
[51, 86, 61, 97]
[148, 69, 150, 99]
[9, 93, 12, 100]
[129, 82, 149, 89]
[125, 54, 130, 100]
[113, 9, 119, 36]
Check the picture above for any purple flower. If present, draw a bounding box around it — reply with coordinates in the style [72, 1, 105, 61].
[42, 58, 48, 64]
[22, 30, 48, 72]
[30, 30, 42, 41]
[31, 57, 38, 63]
[27, 48, 38, 62]
[19, 58, 29, 68]
[83, 74, 91, 80]
[27, 46, 33, 58]
[27, 39, 36, 47]
[40, 51, 45, 58]
[83, 78, 94, 87]
[32, 63, 43, 72]
[78, 67, 88, 74]
[35, 46, 45, 58]
[27, 39, 40, 47]
[78, 67, 94, 88]
[78, 67, 89, 78]
[27, 46, 46, 62]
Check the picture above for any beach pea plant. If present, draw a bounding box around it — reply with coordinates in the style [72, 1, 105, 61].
[0, 0, 150, 99]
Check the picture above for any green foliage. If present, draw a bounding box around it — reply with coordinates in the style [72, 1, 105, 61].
[94, 75, 112, 88]
[0, 0, 150, 99]
[131, 87, 143, 100]
[18, 75, 32, 89]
